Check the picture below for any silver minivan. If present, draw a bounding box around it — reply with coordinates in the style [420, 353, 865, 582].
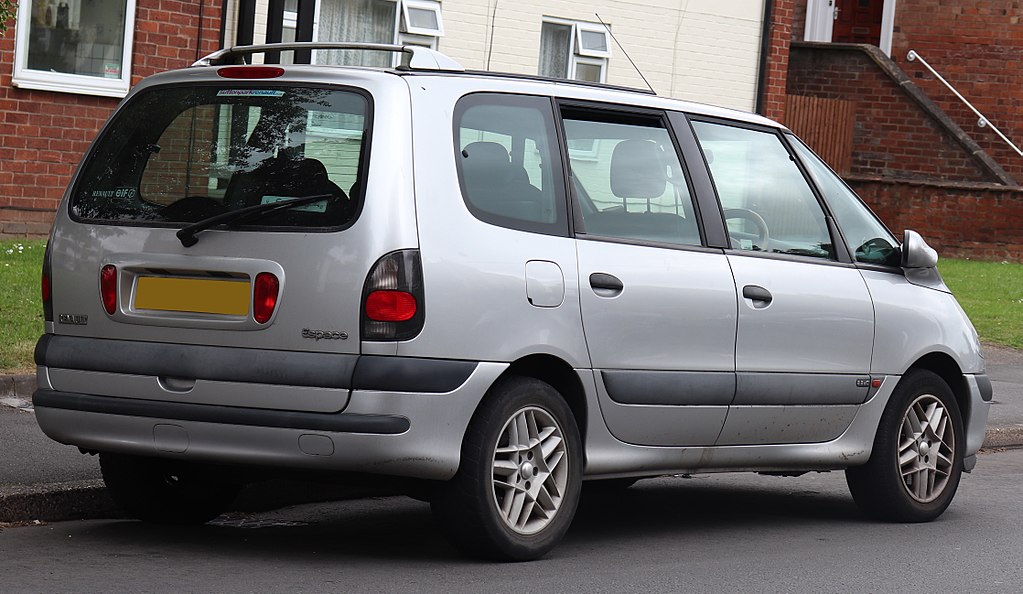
[35, 43, 992, 561]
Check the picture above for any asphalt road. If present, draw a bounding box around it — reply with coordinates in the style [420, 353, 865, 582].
[0, 405, 99, 485]
[2, 448, 1021, 593]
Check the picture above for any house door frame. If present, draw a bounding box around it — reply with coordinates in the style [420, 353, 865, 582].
[803, 0, 897, 56]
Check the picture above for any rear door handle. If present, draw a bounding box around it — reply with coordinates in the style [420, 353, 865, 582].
[742, 284, 772, 308]
[589, 272, 624, 297]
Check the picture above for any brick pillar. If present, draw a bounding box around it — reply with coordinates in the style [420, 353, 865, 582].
[760, 0, 794, 124]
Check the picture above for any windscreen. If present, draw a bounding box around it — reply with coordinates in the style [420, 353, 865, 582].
[71, 85, 370, 229]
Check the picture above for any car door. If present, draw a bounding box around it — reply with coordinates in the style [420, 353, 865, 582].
[688, 118, 876, 445]
[565, 103, 738, 447]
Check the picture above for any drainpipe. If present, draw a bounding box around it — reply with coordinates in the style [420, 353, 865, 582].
[219, 0, 228, 49]
[755, 0, 775, 116]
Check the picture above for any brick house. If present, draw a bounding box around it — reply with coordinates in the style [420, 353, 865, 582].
[0, 0, 222, 236]
[768, 0, 1023, 261]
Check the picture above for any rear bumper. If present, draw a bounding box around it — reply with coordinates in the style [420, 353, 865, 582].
[33, 335, 505, 480]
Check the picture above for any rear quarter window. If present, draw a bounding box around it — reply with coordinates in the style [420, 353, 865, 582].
[453, 93, 568, 236]
[71, 85, 371, 230]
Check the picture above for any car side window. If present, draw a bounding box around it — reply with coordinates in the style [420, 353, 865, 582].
[787, 135, 901, 267]
[563, 108, 702, 247]
[454, 93, 567, 235]
[691, 120, 836, 260]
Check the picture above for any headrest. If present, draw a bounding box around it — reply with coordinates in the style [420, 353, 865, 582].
[610, 139, 666, 199]
[462, 141, 510, 165]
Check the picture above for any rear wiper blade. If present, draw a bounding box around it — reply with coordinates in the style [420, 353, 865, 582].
[176, 194, 333, 248]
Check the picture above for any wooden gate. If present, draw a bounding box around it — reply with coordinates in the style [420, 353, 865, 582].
[785, 95, 856, 176]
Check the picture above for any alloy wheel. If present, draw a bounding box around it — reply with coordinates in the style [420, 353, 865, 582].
[491, 406, 569, 535]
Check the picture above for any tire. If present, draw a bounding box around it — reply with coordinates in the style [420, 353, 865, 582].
[100, 453, 241, 525]
[846, 369, 965, 522]
[431, 376, 583, 561]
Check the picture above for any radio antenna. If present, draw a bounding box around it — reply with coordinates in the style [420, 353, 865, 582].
[595, 13, 656, 95]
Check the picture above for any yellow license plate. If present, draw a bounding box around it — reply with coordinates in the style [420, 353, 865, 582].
[134, 277, 250, 316]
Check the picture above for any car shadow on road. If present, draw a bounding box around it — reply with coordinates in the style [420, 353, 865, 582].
[75, 473, 868, 564]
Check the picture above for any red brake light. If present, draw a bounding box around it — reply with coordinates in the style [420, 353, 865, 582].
[253, 272, 280, 324]
[217, 66, 285, 79]
[42, 242, 53, 322]
[41, 273, 51, 304]
[100, 265, 117, 315]
[365, 290, 417, 322]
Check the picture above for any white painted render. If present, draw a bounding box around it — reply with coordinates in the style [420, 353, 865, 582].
[226, 0, 766, 111]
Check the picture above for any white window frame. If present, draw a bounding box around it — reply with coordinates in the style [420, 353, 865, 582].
[541, 17, 610, 84]
[399, 32, 438, 50]
[11, 0, 137, 98]
[310, 0, 442, 66]
[401, 0, 443, 37]
[574, 22, 611, 59]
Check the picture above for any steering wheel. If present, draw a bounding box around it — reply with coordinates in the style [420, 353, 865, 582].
[723, 208, 770, 252]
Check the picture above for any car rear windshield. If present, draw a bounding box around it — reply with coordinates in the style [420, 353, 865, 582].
[71, 84, 370, 229]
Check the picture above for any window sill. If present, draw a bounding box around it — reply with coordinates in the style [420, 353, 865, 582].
[12, 71, 130, 99]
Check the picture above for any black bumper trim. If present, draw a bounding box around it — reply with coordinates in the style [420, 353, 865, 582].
[975, 373, 993, 402]
[34, 389, 411, 435]
[35, 335, 478, 393]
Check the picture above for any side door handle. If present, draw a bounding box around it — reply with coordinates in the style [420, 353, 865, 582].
[589, 272, 624, 297]
[742, 284, 772, 308]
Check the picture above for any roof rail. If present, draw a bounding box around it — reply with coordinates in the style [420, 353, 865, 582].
[193, 42, 465, 71]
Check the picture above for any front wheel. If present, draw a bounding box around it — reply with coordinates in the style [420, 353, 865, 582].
[431, 376, 582, 561]
[100, 453, 241, 525]
[846, 370, 964, 522]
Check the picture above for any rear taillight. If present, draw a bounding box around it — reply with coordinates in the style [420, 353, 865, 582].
[41, 242, 53, 322]
[253, 272, 280, 324]
[100, 265, 117, 315]
[361, 250, 424, 340]
[366, 290, 418, 322]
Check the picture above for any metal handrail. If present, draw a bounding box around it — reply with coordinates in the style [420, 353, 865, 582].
[193, 42, 465, 72]
[907, 49, 1023, 157]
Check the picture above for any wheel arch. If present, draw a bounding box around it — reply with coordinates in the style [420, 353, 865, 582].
[494, 354, 588, 442]
[906, 351, 970, 428]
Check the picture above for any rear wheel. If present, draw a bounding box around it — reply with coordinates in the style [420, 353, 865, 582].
[846, 370, 964, 522]
[100, 453, 241, 525]
[431, 377, 582, 561]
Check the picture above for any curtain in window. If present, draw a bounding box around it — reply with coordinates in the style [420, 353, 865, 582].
[539, 22, 571, 78]
[317, 0, 397, 66]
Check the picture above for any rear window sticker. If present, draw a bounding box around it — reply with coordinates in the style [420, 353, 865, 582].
[217, 90, 286, 97]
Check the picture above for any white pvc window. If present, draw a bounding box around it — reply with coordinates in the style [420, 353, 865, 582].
[539, 18, 610, 84]
[402, 0, 443, 37]
[313, 0, 442, 66]
[575, 23, 611, 58]
[11, 0, 136, 98]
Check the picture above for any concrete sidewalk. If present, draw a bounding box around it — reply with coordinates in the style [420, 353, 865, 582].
[3, 344, 1021, 523]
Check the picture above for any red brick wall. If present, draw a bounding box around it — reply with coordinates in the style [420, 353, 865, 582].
[788, 45, 999, 183]
[890, 1, 1023, 183]
[792, 0, 807, 41]
[852, 178, 1023, 262]
[0, 0, 222, 236]
[761, 0, 794, 123]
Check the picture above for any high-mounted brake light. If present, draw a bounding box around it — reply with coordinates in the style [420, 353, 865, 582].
[217, 66, 285, 79]
[253, 272, 280, 324]
[100, 265, 117, 315]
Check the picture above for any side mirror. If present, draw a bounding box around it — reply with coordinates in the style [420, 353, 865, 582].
[901, 230, 938, 269]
